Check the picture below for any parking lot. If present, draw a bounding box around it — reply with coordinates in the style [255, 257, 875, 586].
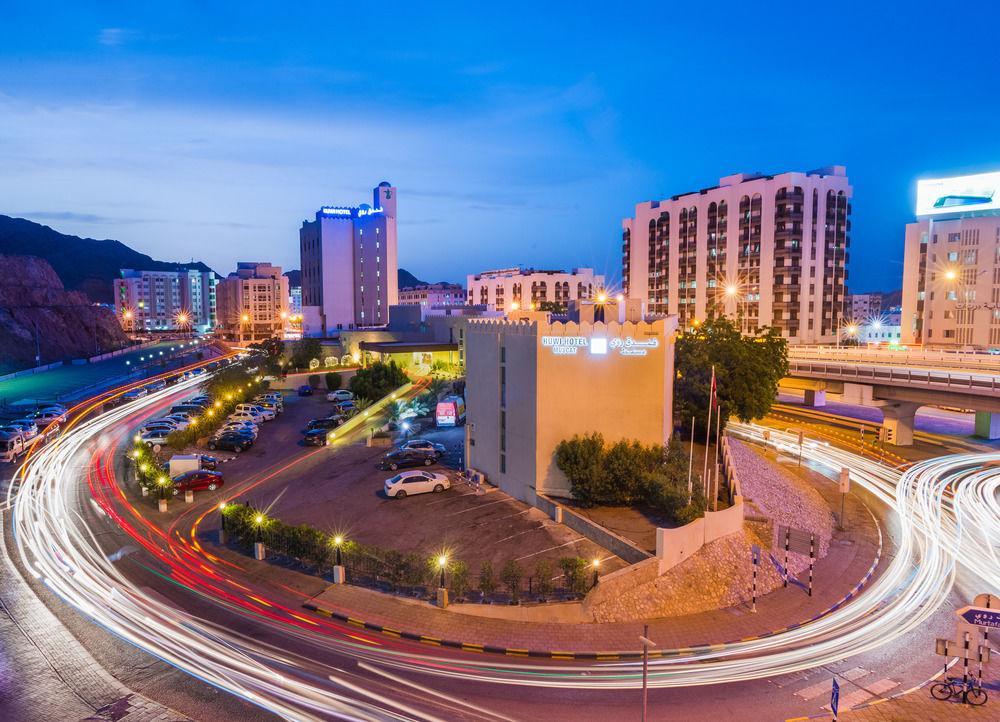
[208, 389, 624, 577]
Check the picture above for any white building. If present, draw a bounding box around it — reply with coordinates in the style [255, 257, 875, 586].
[466, 301, 676, 504]
[299, 182, 398, 335]
[215, 262, 290, 342]
[859, 308, 902, 345]
[465, 267, 605, 313]
[398, 282, 465, 307]
[901, 171, 1000, 349]
[849, 293, 882, 322]
[622, 167, 852, 343]
[114, 268, 217, 333]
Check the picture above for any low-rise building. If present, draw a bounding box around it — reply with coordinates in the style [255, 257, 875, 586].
[848, 293, 882, 322]
[397, 282, 465, 307]
[216, 262, 289, 342]
[465, 302, 676, 505]
[859, 307, 902, 346]
[114, 268, 217, 333]
[466, 267, 605, 313]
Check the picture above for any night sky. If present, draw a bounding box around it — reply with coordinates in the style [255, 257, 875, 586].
[2, 2, 999, 293]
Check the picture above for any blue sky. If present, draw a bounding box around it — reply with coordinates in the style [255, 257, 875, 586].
[2, 3, 999, 293]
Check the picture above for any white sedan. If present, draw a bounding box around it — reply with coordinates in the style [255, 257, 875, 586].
[327, 390, 354, 402]
[384, 471, 450, 499]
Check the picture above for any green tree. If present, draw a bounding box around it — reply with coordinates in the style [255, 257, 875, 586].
[290, 338, 322, 370]
[307, 374, 320, 388]
[674, 315, 788, 440]
[450, 560, 470, 598]
[554, 433, 606, 507]
[324, 372, 342, 391]
[500, 560, 523, 603]
[534, 560, 555, 599]
[478, 561, 496, 596]
[349, 361, 408, 400]
[559, 557, 589, 595]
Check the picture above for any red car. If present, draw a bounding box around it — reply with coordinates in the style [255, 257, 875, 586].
[172, 470, 224, 494]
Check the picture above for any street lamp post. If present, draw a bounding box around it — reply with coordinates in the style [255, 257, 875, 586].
[240, 313, 251, 344]
[436, 554, 449, 608]
[591, 558, 601, 588]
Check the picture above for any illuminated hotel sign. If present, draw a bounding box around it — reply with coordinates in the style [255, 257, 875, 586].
[541, 335, 659, 357]
[916, 172, 1000, 217]
[319, 206, 385, 217]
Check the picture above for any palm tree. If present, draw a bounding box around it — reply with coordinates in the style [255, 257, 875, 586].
[427, 378, 449, 400]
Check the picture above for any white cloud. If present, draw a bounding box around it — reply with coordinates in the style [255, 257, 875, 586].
[98, 28, 136, 46]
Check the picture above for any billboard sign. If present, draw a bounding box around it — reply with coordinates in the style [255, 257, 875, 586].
[916, 171, 1000, 217]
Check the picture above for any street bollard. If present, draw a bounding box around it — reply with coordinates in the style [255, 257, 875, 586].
[184, 490, 194, 504]
[332, 565, 346, 584]
[157, 498, 168, 513]
[437, 587, 449, 609]
[254, 542, 266, 560]
[141, 486, 149, 497]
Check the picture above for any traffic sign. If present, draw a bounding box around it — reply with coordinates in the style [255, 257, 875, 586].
[830, 678, 840, 720]
[751, 544, 760, 565]
[838, 468, 850, 494]
[957, 606, 1000, 630]
[778, 525, 814, 555]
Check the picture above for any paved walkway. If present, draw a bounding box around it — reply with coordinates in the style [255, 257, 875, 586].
[299, 453, 885, 653]
[0, 509, 191, 722]
[793, 687, 998, 720]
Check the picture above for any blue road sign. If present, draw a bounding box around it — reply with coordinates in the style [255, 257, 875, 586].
[768, 553, 808, 591]
[958, 606, 1000, 629]
[751, 544, 760, 565]
[831, 678, 840, 719]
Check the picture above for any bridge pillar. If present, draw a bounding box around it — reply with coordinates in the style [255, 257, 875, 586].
[841, 383, 874, 405]
[974, 411, 1000, 441]
[880, 402, 920, 447]
[804, 389, 827, 407]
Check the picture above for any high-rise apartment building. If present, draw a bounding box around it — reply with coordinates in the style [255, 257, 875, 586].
[621, 167, 852, 343]
[299, 182, 398, 336]
[466, 267, 605, 313]
[398, 282, 465, 307]
[114, 268, 217, 333]
[901, 171, 1000, 349]
[216, 262, 290, 342]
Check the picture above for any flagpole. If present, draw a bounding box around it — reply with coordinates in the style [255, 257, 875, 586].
[702, 366, 714, 500]
[713, 401, 722, 510]
[687, 415, 695, 504]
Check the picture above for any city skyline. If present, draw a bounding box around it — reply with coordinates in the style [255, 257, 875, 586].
[3, 3, 1000, 293]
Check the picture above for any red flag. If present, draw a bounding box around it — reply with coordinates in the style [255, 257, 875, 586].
[709, 366, 717, 408]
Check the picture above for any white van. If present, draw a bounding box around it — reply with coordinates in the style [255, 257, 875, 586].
[0, 433, 25, 463]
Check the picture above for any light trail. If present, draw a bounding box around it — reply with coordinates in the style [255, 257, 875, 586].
[8, 378, 1000, 720]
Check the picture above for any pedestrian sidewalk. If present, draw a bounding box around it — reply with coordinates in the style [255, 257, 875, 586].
[0, 511, 191, 722]
[796, 688, 998, 720]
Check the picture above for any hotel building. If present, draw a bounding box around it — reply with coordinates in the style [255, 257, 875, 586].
[398, 282, 465, 307]
[216, 262, 290, 342]
[901, 171, 1000, 349]
[466, 267, 605, 312]
[621, 167, 852, 343]
[114, 268, 217, 333]
[465, 302, 676, 505]
[848, 293, 882, 322]
[299, 182, 398, 335]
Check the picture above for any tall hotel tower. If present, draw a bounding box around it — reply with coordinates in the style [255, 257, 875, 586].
[299, 182, 398, 335]
[621, 167, 852, 343]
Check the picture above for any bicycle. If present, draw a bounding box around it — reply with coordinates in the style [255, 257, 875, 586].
[930, 676, 988, 706]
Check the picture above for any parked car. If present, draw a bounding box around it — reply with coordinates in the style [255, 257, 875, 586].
[384, 470, 450, 498]
[327, 389, 354, 402]
[199, 455, 219, 470]
[237, 403, 274, 421]
[229, 410, 264, 425]
[255, 399, 282, 415]
[139, 430, 170, 448]
[139, 424, 178, 438]
[172, 470, 224, 494]
[297, 385, 313, 396]
[398, 439, 446, 457]
[0, 432, 26, 463]
[30, 408, 67, 424]
[9, 420, 39, 440]
[220, 425, 257, 442]
[334, 400, 357, 415]
[145, 380, 167, 392]
[262, 392, 284, 404]
[171, 404, 206, 416]
[207, 432, 250, 453]
[306, 416, 344, 432]
[302, 428, 332, 446]
[377, 448, 439, 471]
[162, 414, 192, 430]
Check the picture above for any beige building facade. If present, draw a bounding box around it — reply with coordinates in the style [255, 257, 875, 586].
[465, 308, 677, 505]
[216, 262, 290, 342]
[466, 267, 605, 312]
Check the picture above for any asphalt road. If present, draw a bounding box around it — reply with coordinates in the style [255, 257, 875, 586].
[4, 377, 991, 721]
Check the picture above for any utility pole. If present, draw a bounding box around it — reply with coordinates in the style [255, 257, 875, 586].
[639, 626, 656, 722]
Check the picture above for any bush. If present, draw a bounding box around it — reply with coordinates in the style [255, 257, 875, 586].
[290, 338, 322, 370]
[500, 560, 523, 603]
[535, 560, 555, 598]
[559, 557, 590, 596]
[349, 361, 408, 401]
[307, 374, 320, 388]
[478, 561, 496, 596]
[325, 372, 342, 391]
[451, 560, 470, 598]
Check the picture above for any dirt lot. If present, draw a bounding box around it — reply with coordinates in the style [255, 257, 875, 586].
[212, 390, 625, 578]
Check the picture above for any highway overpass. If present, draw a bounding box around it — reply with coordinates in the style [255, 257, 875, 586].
[782, 347, 1000, 445]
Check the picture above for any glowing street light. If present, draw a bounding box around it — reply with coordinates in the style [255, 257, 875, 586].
[510, 300, 520, 312]
[437, 554, 448, 587]
[333, 534, 345, 565]
[943, 268, 958, 281]
[596, 291, 609, 304]
[592, 557, 601, 587]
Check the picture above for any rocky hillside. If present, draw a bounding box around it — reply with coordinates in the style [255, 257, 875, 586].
[0, 255, 129, 374]
[0, 215, 215, 304]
